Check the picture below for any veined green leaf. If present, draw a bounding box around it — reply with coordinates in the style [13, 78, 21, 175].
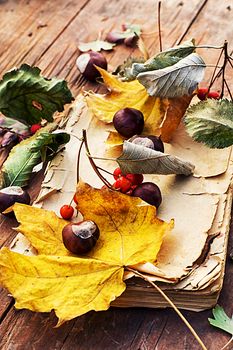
[184, 99, 233, 149]
[208, 305, 233, 335]
[131, 40, 195, 78]
[0, 124, 70, 189]
[0, 64, 73, 125]
[117, 141, 194, 176]
[137, 53, 206, 98]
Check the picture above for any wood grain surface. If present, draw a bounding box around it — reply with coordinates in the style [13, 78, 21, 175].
[0, 0, 233, 349]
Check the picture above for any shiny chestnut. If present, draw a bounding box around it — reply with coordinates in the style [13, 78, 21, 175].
[62, 220, 100, 255]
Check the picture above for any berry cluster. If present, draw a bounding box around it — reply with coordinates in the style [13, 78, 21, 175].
[197, 88, 220, 101]
[111, 167, 162, 208]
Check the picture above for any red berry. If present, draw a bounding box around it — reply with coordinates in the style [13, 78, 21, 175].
[207, 91, 220, 100]
[30, 124, 41, 134]
[125, 173, 144, 186]
[60, 205, 74, 220]
[113, 176, 132, 193]
[113, 167, 123, 180]
[197, 87, 208, 101]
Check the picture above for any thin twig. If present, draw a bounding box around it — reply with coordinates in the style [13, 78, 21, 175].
[126, 267, 208, 350]
[195, 45, 224, 49]
[220, 41, 228, 98]
[224, 79, 233, 101]
[158, 1, 162, 52]
[96, 166, 113, 176]
[208, 46, 224, 90]
[87, 154, 116, 162]
[220, 336, 233, 350]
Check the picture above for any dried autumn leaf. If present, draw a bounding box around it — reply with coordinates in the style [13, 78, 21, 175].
[117, 141, 195, 176]
[160, 95, 193, 142]
[78, 40, 115, 52]
[74, 182, 173, 265]
[0, 183, 173, 325]
[85, 67, 165, 134]
[85, 68, 192, 143]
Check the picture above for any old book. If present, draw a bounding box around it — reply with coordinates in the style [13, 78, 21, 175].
[11, 96, 233, 311]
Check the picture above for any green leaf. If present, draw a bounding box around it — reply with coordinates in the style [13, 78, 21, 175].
[78, 40, 115, 52]
[113, 57, 145, 81]
[137, 53, 206, 98]
[117, 141, 194, 176]
[0, 64, 73, 125]
[0, 124, 70, 189]
[208, 305, 233, 335]
[131, 40, 195, 78]
[184, 99, 233, 149]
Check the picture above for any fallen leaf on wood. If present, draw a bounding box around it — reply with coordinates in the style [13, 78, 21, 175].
[0, 183, 173, 325]
[78, 40, 115, 52]
[0, 64, 73, 125]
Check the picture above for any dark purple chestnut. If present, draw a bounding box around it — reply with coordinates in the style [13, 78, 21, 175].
[132, 182, 162, 208]
[76, 51, 107, 81]
[129, 135, 164, 152]
[124, 35, 139, 47]
[0, 186, 30, 214]
[62, 220, 100, 255]
[113, 108, 144, 138]
[106, 32, 125, 44]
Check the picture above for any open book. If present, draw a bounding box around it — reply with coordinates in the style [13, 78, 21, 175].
[11, 96, 233, 311]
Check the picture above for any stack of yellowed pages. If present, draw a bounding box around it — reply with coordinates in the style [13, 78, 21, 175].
[11, 96, 233, 311]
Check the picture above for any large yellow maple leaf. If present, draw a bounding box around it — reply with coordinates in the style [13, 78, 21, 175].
[0, 182, 173, 325]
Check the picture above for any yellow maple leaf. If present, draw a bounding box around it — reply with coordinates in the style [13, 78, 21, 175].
[86, 68, 192, 143]
[0, 182, 173, 325]
[85, 67, 165, 135]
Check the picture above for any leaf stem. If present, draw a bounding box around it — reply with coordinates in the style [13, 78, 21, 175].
[158, 1, 162, 52]
[195, 45, 224, 49]
[126, 267, 208, 350]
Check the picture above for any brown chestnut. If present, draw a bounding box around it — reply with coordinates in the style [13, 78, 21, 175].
[62, 220, 100, 255]
[76, 51, 107, 81]
[129, 135, 164, 152]
[0, 186, 30, 214]
[106, 32, 125, 44]
[132, 182, 162, 208]
[113, 108, 144, 138]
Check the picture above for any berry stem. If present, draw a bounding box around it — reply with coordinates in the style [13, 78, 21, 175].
[126, 267, 208, 350]
[157, 1, 162, 52]
[82, 129, 112, 188]
[224, 78, 233, 101]
[220, 41, 229, 98]
[76, 138, 85, 184]
[208, 46, 224, 91]
[96, 166, 113, 176]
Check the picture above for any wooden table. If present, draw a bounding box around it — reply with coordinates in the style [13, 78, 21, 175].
[0, 1, 233, 349]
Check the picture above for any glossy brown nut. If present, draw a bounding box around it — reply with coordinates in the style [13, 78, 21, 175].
[132, 182, 162, 208]
[130, 134, 164, 152]
[76, 51, 107, 81]
[113, 108, 144, 138]
[62, 220, 100, 255]
[0, 186, 30, 215]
